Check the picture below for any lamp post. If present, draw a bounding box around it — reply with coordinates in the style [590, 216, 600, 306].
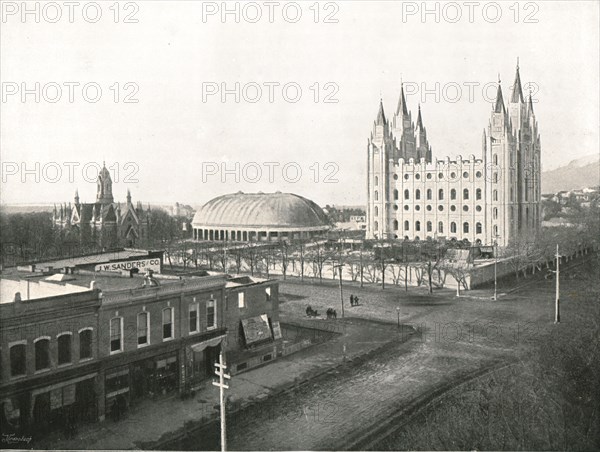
[554, 244, 561, 324]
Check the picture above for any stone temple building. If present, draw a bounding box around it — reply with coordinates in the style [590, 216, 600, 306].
[192, 192, 330, 242]
[53, 163, 150, 248]
[366, 62, 541, 247]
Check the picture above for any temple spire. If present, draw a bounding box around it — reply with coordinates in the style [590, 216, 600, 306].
[510, 58, 524, 103]
[416, 104, 424, 131]
[396, 82, 409, 116]
[494, 80, 505, 113]
[376, 98, 386, 125]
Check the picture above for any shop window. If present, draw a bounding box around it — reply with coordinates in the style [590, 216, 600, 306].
[207, 300, 216, 330]
[162, 308, 174, 340]
[138, 312, 150, 345]
[189, 303, 199, 334]
[35, 338, 50, 371]
[10, 343, 26, 377]
[110, 318, 123, 353]
[238, 292, 245, 308]
[79, 329, 92, 360]
[57, 333, 72, 365]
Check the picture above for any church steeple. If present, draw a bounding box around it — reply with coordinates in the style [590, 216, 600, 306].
[126, 188, 132, 204]
[74, 189, 79, 204]
[510, 58, 524, 103]
[96, 162, 114, 204]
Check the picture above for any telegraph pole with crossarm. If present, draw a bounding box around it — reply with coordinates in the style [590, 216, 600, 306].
[213, 351, 230, 452]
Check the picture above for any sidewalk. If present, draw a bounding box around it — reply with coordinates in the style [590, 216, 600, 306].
[40, 317, 405, 450]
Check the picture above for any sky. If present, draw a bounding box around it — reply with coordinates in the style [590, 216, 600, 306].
[1, 0, 599, 208]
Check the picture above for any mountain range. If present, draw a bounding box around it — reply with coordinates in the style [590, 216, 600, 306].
[541, 154, 599, 194]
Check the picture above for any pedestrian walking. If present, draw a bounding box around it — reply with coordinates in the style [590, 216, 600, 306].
[350, 294, 354, 306]
[355, 296, 360, 306]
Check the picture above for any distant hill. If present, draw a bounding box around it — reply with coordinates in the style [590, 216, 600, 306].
[542, 154, 599, 194]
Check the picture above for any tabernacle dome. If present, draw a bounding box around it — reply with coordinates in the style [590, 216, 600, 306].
[192, 192, 330, 241]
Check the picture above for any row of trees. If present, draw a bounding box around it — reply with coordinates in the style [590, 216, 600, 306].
[0, 209, 191, 266]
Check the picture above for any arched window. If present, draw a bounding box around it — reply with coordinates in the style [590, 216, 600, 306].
[438, 189, 444, 200]
[79, 329, 93, 360]
[374, 176, 379, 186]
[450, 222, 457, 234]
[493, 190, 498, 201]
[438, 221, 444, 233]
[493, 154, 498, 165]
[476, 188, 482, 200]
[374, 206, 378, 217]
[463, 222, 469, 233]
[493, 208, 498, 219]
[374, 221, 379, 231]
[415, 221, 421, 232]
[10, 344, 26, 377]
[450, 189, 457, 200]
[463, 189, 469, 200]
[393, 220, 399, 231]
[57, 333, 72, 365]
[415, 189, 421, 200]
[404, 189, 410, 200]
[427, 221, 432, 232]
[404, 221, 409, 231]
[426, 189, 432, 200]
[374, 191, 378, 201]
[476, 222, 482, 234]
[493, 225, 498, 236]
[393, 189, 398, 201]
[35, 338, 50, 371]
[493, 173, 498, 183]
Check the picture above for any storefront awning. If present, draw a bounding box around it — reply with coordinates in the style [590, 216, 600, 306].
[190, 334, 227, 353]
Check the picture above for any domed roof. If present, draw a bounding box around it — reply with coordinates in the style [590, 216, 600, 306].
[192, 192, 330, 229]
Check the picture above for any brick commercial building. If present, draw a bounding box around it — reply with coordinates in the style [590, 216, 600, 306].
[1, 254, 281, 441]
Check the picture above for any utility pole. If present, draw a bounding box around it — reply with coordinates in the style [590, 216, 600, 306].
[555, 244, 560, 324]
[333, 263, 345, 318]
[213, 351, 230, 452]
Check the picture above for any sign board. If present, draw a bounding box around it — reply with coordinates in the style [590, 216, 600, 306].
[271, 321, 283, 340]
[241, 315, 273, 345]
[95, 258, 161, 273]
